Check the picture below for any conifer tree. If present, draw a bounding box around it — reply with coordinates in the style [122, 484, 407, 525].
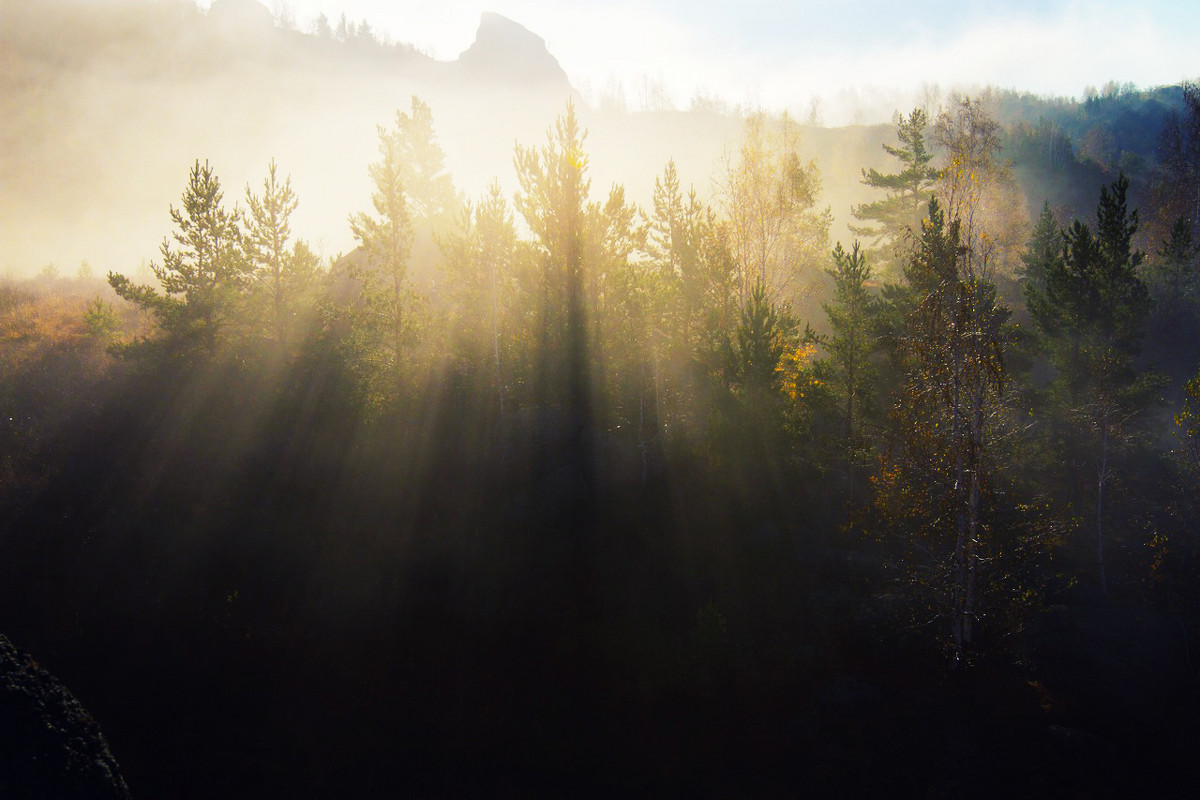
[1020, 201, 1062, 296]
[644, 159, 736, 359]
[440, 180, 523, 417]
[1147, 82, 1200, 245]
[244, 159, 319, 353]
[1027, 174, 1150, 375]
[726, 280, 794, 399]
[851, 109, 938, 276]
[1153, 217, 1199, 309]
[313, 12, 331, 37]
[390, 96, 458, 226]
[1026, 174, 1158, 595]
[645, 159, 693, 281]
[348, 112, 417, 391]
[108, 159, 248, 354]
[514, 100, 591, 419]
[818, 241, 878, 494]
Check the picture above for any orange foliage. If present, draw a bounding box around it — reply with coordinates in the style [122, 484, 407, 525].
[776, 341, 820, 401]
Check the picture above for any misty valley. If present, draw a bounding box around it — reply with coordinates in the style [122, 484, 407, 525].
[2, 1, 1200, 797]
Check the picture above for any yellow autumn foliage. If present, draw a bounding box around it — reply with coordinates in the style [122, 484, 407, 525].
[775, 341, 821, 401]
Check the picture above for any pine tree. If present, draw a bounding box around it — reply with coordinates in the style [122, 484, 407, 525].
[818, 241, 878, 494]
[1026, 174, 1158, 595]
[514, 100, 591, 418]
[108, 159, 248, 354]
[1020, 201, 1062, 296]
[727, 280, 794, 398]
[440, 180, 523, 417]
[244, 159, 319, 353]
[1154, 216, 1199, 309]
[390, 96, 458, 227]
[313, 12, 331, 38]
[347, 112, 417, 392]
[1145, 217, 1200, 378]
[850, 108, 938, 276]
[645, 159, 692, 281]
[1028, 174, 1150, 373]
[644, 159, 733, 356]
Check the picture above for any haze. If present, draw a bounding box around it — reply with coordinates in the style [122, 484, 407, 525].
[1, 0, 1195, 278]
[285, 0, 1199, 114]
[4, 3, 1200, 796]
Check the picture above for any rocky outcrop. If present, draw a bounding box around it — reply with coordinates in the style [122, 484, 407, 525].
[453, 12, 571, 90]
[0, 633, 131, 799]
[208, 0, 275, 36]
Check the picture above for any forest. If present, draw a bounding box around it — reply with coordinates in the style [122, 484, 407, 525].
[3, 3, 1200, 798]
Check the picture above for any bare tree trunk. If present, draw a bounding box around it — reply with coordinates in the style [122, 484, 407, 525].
[951, 342, 968, 663]
[965, 393, 984, 649]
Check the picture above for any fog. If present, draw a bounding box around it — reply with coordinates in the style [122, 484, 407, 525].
[4, 4, 1200, 797]
[0, 0, 910, 279]
[0, 3, 526, 272]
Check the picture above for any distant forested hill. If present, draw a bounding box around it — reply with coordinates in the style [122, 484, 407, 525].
[0, 0, 1191, 274]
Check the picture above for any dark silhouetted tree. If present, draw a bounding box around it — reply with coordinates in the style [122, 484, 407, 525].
[1026, 174, 1158, 595]
[1147, 82, 1200, 245]
[817, 241, 878, 499]
[1020, 201, 1062, 297]
[875, 198, 1011, 661]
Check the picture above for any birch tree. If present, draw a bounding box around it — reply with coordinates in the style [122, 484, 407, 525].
[720, 112, 830, 306]
[875, 198, 1010, 661]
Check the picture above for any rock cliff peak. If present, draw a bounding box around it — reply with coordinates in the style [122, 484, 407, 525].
[455, 12, 570, 89]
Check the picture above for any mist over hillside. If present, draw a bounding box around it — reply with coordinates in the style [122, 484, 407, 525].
[1, 0, 1188, 279]
[0, 0, 575, 274]
[4, 4, 1200, 797]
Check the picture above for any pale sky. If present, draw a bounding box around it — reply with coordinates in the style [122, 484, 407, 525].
[271, 0, 1199, 119]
